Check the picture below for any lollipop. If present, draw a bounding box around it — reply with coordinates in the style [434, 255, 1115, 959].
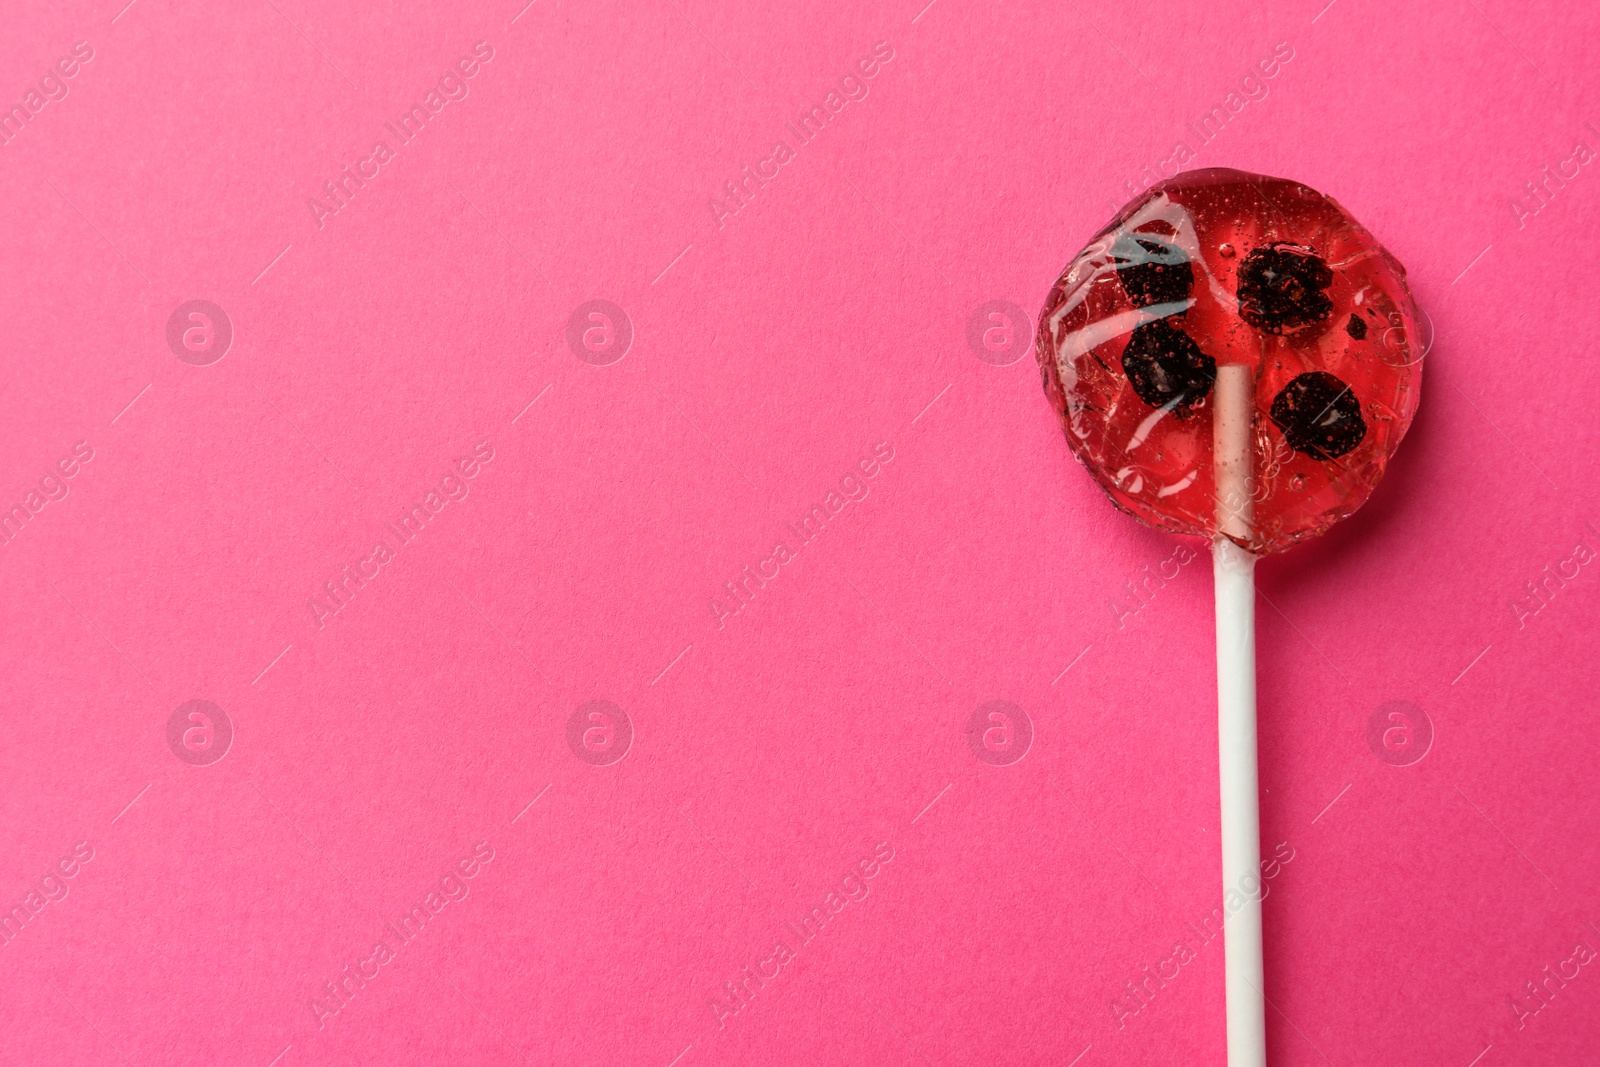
[1036, 168, 1423, 1065]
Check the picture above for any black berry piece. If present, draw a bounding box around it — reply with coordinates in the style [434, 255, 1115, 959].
[1270, 371, 1367, 460]
[1345, 313, 1367, 340]
[1112, 233, 1193, 309]
[1237, 244, 1334, 335]
[1121, 320, 1216, 410]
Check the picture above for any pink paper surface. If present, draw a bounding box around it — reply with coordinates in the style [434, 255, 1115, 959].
[3, 1, 1598, 1064]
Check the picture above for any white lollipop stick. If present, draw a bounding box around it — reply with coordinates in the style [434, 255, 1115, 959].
[1213, 363, 1266, 1067]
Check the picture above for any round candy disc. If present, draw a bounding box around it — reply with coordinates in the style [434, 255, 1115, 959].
[1035, 168, 1424, 554]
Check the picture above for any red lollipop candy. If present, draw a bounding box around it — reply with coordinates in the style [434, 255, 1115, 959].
[1036, 168, 1424, 1067]
[1037, 167, 1423, 554]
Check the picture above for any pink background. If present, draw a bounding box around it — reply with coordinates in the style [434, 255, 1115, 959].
[3, 0, 1598, 1064]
